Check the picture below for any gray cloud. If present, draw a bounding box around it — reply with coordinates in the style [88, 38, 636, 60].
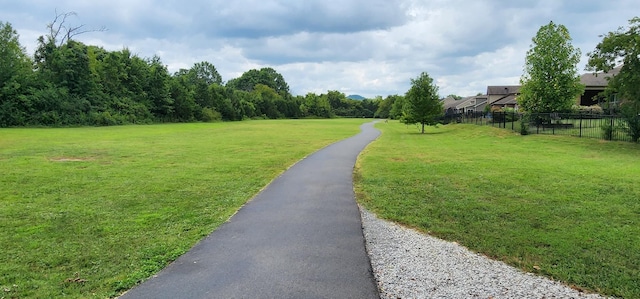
[200, 0, 409, 38]
[1, 0, 639, 98]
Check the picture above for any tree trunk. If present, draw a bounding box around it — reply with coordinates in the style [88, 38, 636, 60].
[421, 122, 425, 134]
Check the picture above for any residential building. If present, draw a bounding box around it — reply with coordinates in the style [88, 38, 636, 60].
[579, 67, 620, 106]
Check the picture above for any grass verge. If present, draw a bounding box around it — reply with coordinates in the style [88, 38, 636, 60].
[355, 122, 640, 298]
[0, 119, 367, 298]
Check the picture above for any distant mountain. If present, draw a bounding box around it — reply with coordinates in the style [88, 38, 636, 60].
[347, 94, 366, 100]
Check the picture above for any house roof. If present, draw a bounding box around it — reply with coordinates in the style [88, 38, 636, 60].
[492, 94, 518, 105]
[456, 95, 488, 109]
[487, 85, 521, 95]
[475, 102, 487, 111]
[441, 96, 461, 110]
[580, 66, 621, 87]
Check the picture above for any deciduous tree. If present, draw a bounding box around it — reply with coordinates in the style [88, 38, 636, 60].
[0, 21, 33, 126]
[403, 72, 443, 133]
[226, 67, 290, 98]
[190, 61, 222, 86]
[375, 95, 401, 119]
[518, 21, 584, 113]
[587, 17, 640, 142]
[389, 95, 406, 119]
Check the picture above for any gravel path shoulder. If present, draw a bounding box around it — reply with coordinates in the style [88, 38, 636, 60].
[359, 207, 610, 299]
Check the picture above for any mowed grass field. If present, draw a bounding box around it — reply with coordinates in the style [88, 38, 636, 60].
[355, 122, 640, 298]
[0, 119, 368, 298]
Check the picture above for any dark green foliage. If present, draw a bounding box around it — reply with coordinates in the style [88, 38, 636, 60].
[300, 93, 332, 118]
[251, 84, 284, 119]
[169, 75, 197, 122]
[389, 95, 406, 119]
[226, 67, 290, 98]
[588, 17, 640, 142]
[200, 107, 222, 122]
[375, 95, 401, 119]
[190, 61, 223, 86]
[0, 21, 33, 127]
[622, 108, 640, 142]
[0, 20, 379, 127]
[519, 113, 530, 135]
[601, 123, 614, 140]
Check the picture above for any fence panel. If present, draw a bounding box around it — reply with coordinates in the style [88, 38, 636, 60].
[440, 112, 635, 142]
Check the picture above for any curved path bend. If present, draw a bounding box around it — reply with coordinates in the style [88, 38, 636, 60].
[120, 122, 381, 299]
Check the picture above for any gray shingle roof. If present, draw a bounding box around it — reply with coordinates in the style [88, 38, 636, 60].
[456, 96, 488, 109]
[441, 96, 461, 110]
[487, 85, 521, 95]
[492, 94, 518, 105]
[580, 66, 620, 87]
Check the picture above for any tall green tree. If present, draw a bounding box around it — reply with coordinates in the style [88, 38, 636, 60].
[403, 72, 443, 133]
[518, 21, 584, 113]
[251, 84, 283, 119]
[375, 95, 398, 118]
[0, 21, 33, 127]
[301, 92, 332, 118]
[360, 98, 379, 118]
[190, 61, 222, 86]
[0, 21, 31, 88]
[146, 56, 173, 120]
[169, 75, 197, 122]
[587, 17, 640, 142]
[389, 95, 406, 119]
[226, 67, 290, 98]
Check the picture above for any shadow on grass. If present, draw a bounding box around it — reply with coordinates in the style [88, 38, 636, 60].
[402, 125, 454, 135]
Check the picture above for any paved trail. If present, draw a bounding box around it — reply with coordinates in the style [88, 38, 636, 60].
[120, 122, 381, 299]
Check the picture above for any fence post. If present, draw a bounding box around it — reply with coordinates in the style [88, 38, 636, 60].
[610, 116, 614, 141]
[579, 114, 582, 137]
[503, 112, 506, 128]
[512, 111, 515, 131]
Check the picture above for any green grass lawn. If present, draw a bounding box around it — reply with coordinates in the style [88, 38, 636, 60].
[0, 119, 368, 298]
[355, 122, 640, 298]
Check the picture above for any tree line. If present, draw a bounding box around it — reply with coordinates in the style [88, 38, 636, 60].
[0, 20, 404, 127]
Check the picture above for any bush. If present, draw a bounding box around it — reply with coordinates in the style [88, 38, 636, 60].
[620, 103, 640, 142]
[573, 104, 604, 114]
[492, 107, 520, 123]
[520, 113, 530, 135]
[200, 107, 222, 122]
[503, 107, 520, 122]
[625, 115, 640, 142]
[602, 123, 614, 140]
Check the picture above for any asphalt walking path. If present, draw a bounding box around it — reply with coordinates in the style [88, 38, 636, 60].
[120, 121, 381, 299]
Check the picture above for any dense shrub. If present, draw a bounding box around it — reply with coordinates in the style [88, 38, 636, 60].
[573, 104, 604, 114]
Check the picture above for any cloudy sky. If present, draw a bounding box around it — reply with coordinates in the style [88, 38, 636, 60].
[1, 0, 637, 98]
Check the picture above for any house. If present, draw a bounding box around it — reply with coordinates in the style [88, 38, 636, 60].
[578, 67, 620, 106]
[487, 86, 520, 110]
[456, 95, 488, 114]
[480, 67, 619, 111]
[442, 96, 461, 115]
[487, 86, 521, 105]
[491, 94, 518, 110]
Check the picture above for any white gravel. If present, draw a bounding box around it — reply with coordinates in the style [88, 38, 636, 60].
[359, 207, 610, 299]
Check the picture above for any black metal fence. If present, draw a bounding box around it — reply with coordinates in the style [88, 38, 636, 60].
[441, 112, 636, 142]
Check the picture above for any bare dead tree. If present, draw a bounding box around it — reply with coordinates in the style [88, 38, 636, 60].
[47, 10, 107, 47]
